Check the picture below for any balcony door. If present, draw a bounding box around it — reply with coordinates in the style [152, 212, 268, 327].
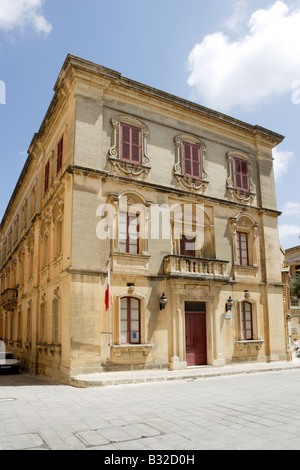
[180, 235, 196, 257]
[185, 302, 207, 366]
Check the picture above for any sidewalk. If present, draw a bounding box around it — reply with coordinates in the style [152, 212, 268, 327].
[70, 358, 300, 388]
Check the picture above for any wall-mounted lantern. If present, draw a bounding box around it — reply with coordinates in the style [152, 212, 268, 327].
[226, 296, 234, 312]
[159, 293, 168, 311]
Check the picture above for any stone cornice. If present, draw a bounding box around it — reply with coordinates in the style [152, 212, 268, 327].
[69, 164, 282, 217]
[59, 55, 284, 145]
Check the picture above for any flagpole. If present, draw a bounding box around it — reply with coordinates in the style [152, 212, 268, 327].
[106, 258, 111, 361]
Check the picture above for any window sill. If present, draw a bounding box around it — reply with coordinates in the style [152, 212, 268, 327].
[175, 173, 209, 194]
[235, 340, 264, 352]
[110, 158, 151, 179]
[232, 264, 259, 281]
[110, 252, 150, 273]
[227, 187, 255, 204]
[236, 340, 264, 344]
[112, 344, 153, 350]
[233, 264, 259, 271]
[111, 344, 153, 358]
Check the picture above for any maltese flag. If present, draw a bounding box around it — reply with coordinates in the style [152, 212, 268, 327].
[105, 260, 110, 311]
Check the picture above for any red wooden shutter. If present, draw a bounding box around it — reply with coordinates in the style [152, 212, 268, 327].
[183, 142, 201, 179]
[57, 137, 63, 174]
[234, 158, 249, 191]
[44, 160, 50, 194]
[131, 127, 141, 162]
[121, 124, 141, 163]
[121, 125, 131, 160]
[192, 146, 201, 178]
[183, 144, 192, 176]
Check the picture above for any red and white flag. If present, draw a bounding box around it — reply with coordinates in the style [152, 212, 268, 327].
[105, 260, 110, 311]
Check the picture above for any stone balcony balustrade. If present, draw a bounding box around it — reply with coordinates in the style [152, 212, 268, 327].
[164, 254, 229, 281]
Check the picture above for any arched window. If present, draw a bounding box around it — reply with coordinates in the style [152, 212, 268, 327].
[120, 297, 140, 344]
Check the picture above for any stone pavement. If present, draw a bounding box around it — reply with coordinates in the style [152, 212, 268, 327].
[70, 358, 300, 388]
[2, 359, 300, 450]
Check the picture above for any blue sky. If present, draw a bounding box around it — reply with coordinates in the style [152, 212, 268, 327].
[0, 0, 299, 249]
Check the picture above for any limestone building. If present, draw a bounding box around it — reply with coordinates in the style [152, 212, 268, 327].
[285, 245, 300, 279]
[0, 55, 289, 383]
[285, 245, 300, 347]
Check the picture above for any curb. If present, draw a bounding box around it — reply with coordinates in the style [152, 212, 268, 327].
[69, 361, 300, 388]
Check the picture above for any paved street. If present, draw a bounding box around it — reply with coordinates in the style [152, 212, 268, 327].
[1, 368, 300, 451]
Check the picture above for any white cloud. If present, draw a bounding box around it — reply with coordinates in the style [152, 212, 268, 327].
[273, 148, 294, 182]
[0, 0, 52, 35]
[282, 201, 300, 216]
[279, 223, 300, 240]
[224, 0, 248, 34]
[187, 1, 300, 112]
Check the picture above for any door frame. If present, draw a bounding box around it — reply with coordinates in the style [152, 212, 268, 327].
[184, 301, 207, 366]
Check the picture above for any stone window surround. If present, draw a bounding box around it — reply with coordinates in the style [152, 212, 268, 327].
[113, 287, 149, 347]
[235, 292, 261, 343]
[109, 115, 151, 178]
[226, 150, 256, 204]
[174, 134, 209, 193]
[229, 213, 259, 268]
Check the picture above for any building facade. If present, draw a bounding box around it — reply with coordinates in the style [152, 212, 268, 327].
[285, 245, 300, 350]
[0, 55, 289, 383]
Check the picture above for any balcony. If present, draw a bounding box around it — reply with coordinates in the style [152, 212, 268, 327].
[0, 288, 18, 311]
[291, 297, 300, 309]
[164, 255, 229, 281]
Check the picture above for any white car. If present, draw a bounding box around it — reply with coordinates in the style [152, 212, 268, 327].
[0, 352, 20, 374]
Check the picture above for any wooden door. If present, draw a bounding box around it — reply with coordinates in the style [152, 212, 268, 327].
[185, 306, 207, 366]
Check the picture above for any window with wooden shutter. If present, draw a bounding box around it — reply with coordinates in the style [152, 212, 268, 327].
[119, 211, 139, 254]
[57, 137, 63, 174]
[120, 297, 140, 344]
[241, 302, 253, 340]
[44, 160, 50, 194]
[120, 124, 142, 163]
[234, 158, 249, 191]
[183, 142, 201, 179]
[180, 235, 196, 257]
[237, 232, 249, 266]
